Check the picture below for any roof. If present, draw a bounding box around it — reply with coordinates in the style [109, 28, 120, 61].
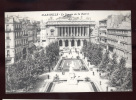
[46, 21, 96, 26]
[107, 21, 131, 30]
[99, 18, 107, 22]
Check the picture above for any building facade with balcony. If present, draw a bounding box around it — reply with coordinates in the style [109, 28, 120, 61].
[5, 16, 40, 65]
[40, 21, 47, 47]
[107, 14, 131, 67]
[98, 18, 108, 49]
[45, 15, 96, 51]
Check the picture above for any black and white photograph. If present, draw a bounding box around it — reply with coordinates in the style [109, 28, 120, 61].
[5, 11, 132, 93]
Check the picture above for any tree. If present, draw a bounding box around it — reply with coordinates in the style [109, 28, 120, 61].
[99, 50, 110, 72]
[106, 53, 118, 76]
[45, 41, 60, 71]
[81, 41, 103, 66]
[109, 57, 132, 91]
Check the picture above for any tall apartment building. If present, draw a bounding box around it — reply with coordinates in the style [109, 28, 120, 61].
[5, 16, 40, 66]
[98, 18, 108, 49]
[91, 26, 99, 44]
[39, 21, 47, 47]
[99, 13, 132, 67]
[107, 14, 131, 67]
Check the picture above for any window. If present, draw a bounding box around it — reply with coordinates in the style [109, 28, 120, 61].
[7, 50, 10, 57]
[42, 40, 46, 42]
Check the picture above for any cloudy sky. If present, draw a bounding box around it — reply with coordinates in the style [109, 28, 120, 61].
[5, 10, 130, 22]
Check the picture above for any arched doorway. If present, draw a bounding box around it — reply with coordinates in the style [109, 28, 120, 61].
[71, 40, 74, 47]
[65, 40, 68, 47]
[59, 40, 62, 46]
[77, 40, 80, 46]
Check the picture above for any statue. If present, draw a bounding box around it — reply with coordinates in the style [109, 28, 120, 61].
[67, 61, 78, 85]
[69, 61, 74, 72]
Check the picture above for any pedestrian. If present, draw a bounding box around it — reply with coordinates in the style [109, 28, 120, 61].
[106, 86, 108, 91]
[93, 71, 94, 76]
[100, 81, 101, 85]
[99, 72, 101, 77]
[97, 69, 98, 72]
[48, 74, 49, 79]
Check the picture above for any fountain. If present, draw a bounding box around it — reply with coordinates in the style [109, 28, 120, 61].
[67, 61, 78, 85]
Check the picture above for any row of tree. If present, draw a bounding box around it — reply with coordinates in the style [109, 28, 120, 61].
[6, 41, 60, 92]
[81, 41, 132, 91]
[82, 40, 103, 66]
[99, 50, 132, 91]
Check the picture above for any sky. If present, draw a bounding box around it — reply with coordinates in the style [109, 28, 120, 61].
[5, 10, 130, 23]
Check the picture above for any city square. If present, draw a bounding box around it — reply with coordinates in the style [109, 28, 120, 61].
[5, 11, 132, 93]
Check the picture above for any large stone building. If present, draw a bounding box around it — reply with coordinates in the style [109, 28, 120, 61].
[39, 21, 47, 47]
[99, 13, 132, 67]
[44, 15, 96, 51]
[98, 18, 108, 49]
[5, 15, 40, 66]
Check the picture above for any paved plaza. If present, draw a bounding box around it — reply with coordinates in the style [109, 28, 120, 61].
[52, 82, 93, 92]
[37, 49, 115, 92]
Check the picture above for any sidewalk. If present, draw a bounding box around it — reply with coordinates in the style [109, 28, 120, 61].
[80, 53, 116, 92]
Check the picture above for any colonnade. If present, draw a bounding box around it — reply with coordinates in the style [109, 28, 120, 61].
[57, 26, 89, 37]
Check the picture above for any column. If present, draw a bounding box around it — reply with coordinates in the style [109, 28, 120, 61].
[63, 40, 65, 47]
[83, 27, 84, 36]
[69, 39, 71, 47]
[71, 27, 72, 36]
[73, 27, 75, 36]
[87, 27, 89, 36]
[81, 40, 83, 47]
[75, 39, 78, 47]
[75, 27, 76, 36]
[69, 27, 70, 36]
[83, 27, 85, 36]
[74, 27, 76, 36]
[75, 27, 77, 36]
[67, 27, 69, 36]
[78, 27, 80, 36]
[61, 27, 63, 36]
[63, 27, 65, 36]
[57, 27, 60, 36]
[65, 27, 66, 36]
[80, 27, 82, 36]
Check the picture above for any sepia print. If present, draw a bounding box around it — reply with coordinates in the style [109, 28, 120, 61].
[5, 11, 132, 93]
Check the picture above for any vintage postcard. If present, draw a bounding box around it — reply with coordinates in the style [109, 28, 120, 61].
[5, 11, 132, 93]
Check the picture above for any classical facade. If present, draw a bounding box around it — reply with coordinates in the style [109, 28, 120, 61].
[45, 16, 96, 51]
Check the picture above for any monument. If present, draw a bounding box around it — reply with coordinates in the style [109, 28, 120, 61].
[67, 61, 78, 85]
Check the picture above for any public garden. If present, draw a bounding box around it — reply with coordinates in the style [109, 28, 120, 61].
[6, 41, 132, 93]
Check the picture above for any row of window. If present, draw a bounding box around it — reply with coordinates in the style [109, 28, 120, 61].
[14, 24, 22, 29]
[107, 30, 130, 34]
[108, 35, 129, 42]
[108, 39, 128, 50]
[15, 31, 27, 38]
[15, 39, 28, 47]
